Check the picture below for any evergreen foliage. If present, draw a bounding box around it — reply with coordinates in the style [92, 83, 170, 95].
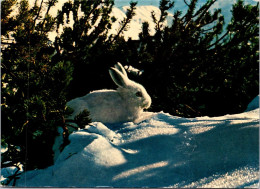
[1, 0, 73, 171]
[74, 109, 92, 129]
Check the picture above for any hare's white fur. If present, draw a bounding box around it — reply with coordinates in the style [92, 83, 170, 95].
[67, 62, 152, 124]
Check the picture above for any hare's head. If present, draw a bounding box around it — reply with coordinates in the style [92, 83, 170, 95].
[109, 63, 151, 110]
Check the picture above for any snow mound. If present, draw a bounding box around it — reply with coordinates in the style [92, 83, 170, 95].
[13, 106, 259, 187]
[246, 95, 259, 111]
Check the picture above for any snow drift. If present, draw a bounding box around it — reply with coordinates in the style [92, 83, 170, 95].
[9, 96, 259, 188]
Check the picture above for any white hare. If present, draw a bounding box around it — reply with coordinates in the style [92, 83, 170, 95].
[53, 63, 152, 161]
[67, 62, 152, 124]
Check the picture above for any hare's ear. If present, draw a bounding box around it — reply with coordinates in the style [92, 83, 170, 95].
[114, 62, 128, 77]
[109, 67, 129, 87]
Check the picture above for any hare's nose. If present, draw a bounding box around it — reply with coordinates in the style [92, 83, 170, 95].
[143, 100, 151, 109]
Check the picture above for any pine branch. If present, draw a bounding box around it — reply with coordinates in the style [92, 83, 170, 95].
[87, 5, 113, 43]
[183, 0, 189, 6]
[40, 0, 56, 32]
[201, 26, 215, 33]
[182, 0, 198, 23]
[33, 0, 44, 28]
[111, 1, 137, 43]
[194, 0, 216, 18]
[206, 30, 229, 49]
[77, 0, 104, 42]
[150, 0, 174, 38]
[85, 0, 102, 21]
[194, 0, 217, 23]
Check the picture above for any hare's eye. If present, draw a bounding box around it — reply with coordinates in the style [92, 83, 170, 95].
[136, 91, 142, 97]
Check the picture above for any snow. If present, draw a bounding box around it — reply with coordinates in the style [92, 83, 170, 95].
[0, 165, 23, 186]
[5, 95, 259, 188]
[246, 95, 259, 112]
